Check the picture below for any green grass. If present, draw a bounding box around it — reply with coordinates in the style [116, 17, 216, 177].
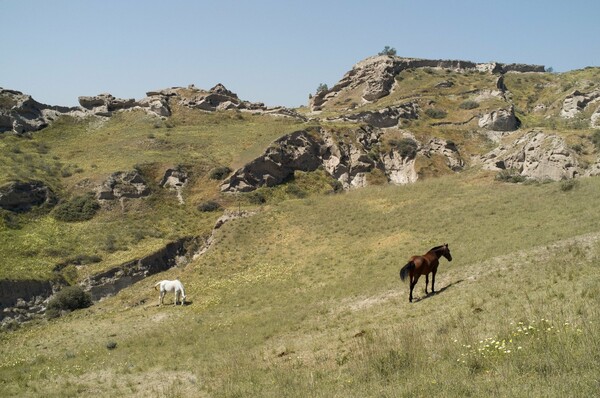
[0, 108, 305, 281]
[1, 174, 600, 396]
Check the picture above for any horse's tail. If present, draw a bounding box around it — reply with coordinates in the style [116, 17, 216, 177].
[399, 261, 415, 281]
[154, 281, 161, 291]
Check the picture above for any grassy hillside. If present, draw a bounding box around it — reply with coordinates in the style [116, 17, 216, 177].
[1, 174, 599, 396]
[0, 108, 305, 280]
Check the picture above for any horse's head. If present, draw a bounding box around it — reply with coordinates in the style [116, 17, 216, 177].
[441, 243, 452, 262]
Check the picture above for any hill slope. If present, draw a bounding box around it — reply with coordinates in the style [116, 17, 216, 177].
[1, 175, 599, 396]
[1, 54, 600, 396]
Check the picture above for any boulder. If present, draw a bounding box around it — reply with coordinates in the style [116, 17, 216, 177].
[478, 106, 520, 131]
[0, 180, 56, 212]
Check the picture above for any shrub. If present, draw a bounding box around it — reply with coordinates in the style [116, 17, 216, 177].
[198, 200, 221, 212]
[316, 83, 329, 93]
[285, 184, 307, 198]
[590, 130, 600, 151]
[424, 108, 447, 119]
[389, 138, 418, 159]
[209, 166, 232, 180]
[53, 194, 100, 222]
[378, 46, 397, 56]
[247, 191, 267, 205]
[560, 179, 578, 192]
[496, 169, 526, 183]
[46, 286, 92, 318]
[459, 100, 480, 110]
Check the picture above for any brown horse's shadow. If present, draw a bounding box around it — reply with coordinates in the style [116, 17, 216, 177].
[412, 279, 464, 303]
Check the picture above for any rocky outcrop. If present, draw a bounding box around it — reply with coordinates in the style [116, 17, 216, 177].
[78, 93, 171, 117]
[422, 138, 465, 171]
[478, 106, 521, 131]
[179, 83, 264, 112]
[96, 170, 150, 200]
[560, 90, 600, 119]
[320, 129, 378, 189]
[0, 88, 76, 135]
[309, 56, 545, 111]
[221, 127, 465, 192]
[0, 180, 56, 212]
[221, 130, 322, 192]
[477, 130, 579, 180]
[160, 168, 188, 204]
[331, 102, 419, 128]
[0, 279, 54, 323]
[380, 151, 418, 184]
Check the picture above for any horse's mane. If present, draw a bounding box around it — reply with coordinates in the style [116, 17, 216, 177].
[429, 245, 446, 252]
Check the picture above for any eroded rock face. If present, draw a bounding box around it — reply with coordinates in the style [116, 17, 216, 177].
[0, 180, 56, 212]
[221, 127, 465, 192]
[0, 88, 74, 135]
[477, 131, 579, 180]
[478, 106, 521, 131]
[221, 130, 322, 192]
[331, 102, 419, 128]
[422, 138, 465, 171]
[560, 90, 600, 119]
[96, 170, 150, 200]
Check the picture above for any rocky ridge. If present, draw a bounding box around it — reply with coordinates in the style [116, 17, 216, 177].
[0, 84, 305, 136]
[309, 55, 545, 111]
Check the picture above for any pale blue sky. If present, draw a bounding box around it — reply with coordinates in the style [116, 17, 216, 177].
[2, 0, 599, 108]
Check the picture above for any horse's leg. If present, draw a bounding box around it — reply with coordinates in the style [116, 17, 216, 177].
[409, 274, 420, 302]
[425, 274, 429, 295]
[431, 270, 436, 294]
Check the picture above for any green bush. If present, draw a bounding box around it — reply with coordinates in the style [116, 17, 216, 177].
[198, 200, 221, 212]
[53, 194, 100, 222]
[389, 138, 418, 159]
[209, 166, 232, 180]
[424, 108, 447, 119]
[46, 286, 92, 318]
[496, 169, 526, 183]
[459, 100, 480, 110]
[560, 179, 578, 192]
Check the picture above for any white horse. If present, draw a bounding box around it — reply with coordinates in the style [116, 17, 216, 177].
[154, 279, 186, 306]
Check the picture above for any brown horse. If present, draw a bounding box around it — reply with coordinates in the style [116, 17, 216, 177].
[399, 244, 452, 302]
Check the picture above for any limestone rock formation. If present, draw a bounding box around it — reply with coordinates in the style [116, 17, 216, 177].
[221, 126, 465, 192]
[422, 138, 465, 171]
[0, 88, 75, 135]
[221, 130, 322, 192]
[560, 90, 600, 119]
[332, 102, 419, 128]
[78, 93, 171, 117]
[0, 180, 56, 212]
[477, 131, 579, 180]
[478, 106, 521, 131]
[96, 170, 150, 200]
